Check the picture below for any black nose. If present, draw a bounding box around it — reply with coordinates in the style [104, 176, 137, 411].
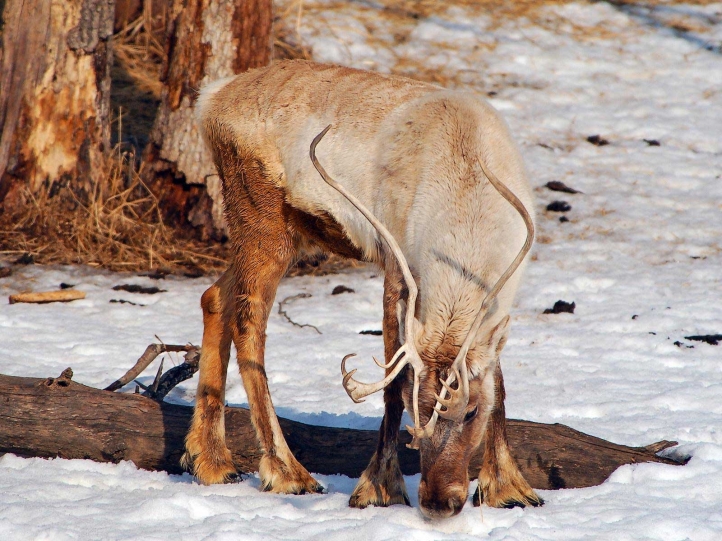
[419, 494, 465, 519]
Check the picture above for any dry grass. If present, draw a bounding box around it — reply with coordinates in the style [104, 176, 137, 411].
[0, 149, 227, 274]
[274, 1, 313, 60]
[0, 143, 362, 276]
[294, 0, 722, 21]
[113, 8, 165, 98]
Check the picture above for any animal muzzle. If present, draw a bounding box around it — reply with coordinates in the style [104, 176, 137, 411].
[418, 480, 468, 519]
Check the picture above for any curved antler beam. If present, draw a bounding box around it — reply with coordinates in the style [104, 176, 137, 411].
[310, 126, 426, 431]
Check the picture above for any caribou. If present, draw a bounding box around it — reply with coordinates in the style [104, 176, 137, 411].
[181, 60, 542, 518]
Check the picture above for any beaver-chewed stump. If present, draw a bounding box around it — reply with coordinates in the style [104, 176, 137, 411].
[0, 372, 683, 490]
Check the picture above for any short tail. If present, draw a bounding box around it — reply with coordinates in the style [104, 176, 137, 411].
[195, 76, 237, 131]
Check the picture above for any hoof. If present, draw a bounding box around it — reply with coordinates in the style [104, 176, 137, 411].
[259, 455, 324, 495]
[224, 472, 243, 484]
[476, 442, 544, 509]
[349, 484, 410, 509]
[473, 483, 544, 509]
[349, 455, 410, 509]
[181, 448, 238, 485]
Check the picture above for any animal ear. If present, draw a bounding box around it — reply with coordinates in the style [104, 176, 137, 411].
[489, 315, 511, 356]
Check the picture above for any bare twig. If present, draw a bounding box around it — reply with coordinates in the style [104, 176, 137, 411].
[132, 348, 200, 400]
[278, 293, 321, 334]
[150, 358, 164, 394]
[105, 343, 195, 391]
[150, 347, 201, 400]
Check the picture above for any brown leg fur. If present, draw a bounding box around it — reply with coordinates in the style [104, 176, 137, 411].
[350, 263, 410, 508]
[182, 270, 237, 484]
[232, 260, 322, 495]
[225, 139, 321, 494]
[474, 364, 543, 508]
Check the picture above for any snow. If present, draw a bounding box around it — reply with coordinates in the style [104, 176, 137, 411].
[1, 1, 722, 539]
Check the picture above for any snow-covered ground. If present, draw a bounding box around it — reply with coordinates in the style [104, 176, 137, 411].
[1, 2, 721, 539]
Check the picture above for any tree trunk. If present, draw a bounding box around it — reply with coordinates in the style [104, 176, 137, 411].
[0, 0, 115, 212]
[141, 0, 273, 239]
[0, 372, 683, 489]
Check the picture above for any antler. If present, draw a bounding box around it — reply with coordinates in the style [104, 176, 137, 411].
[407, 157, 536, 442]
[310, 126, 534, 450]
[310, 126, 427, 436]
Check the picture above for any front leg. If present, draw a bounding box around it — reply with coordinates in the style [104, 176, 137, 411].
[350, 265, 410, 508]
[474, 363, 543, 508]
[205, 142, 322, 495]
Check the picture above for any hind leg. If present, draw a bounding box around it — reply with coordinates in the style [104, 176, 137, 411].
[182, 269, 237, 484]
[474, 364, 543, 508]
[215, 145, 322, 494]
[229, 229, 323, 494]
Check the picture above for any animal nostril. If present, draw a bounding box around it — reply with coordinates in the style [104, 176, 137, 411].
[448, 496, 464, 516]
[420, 494, 466, 519]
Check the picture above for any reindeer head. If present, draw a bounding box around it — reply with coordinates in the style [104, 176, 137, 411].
[310, 126, 534, 519]
[404, 314, 512, 518]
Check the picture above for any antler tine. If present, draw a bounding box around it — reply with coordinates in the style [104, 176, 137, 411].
[428, 157, 535, 424]
[405, 368, 438, 449]
[429, 364, 469, 422]
[341, 352, 412, 404]
[311, 126, 426, 410]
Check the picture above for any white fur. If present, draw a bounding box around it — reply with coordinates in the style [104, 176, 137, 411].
[195, 75, 237, 126]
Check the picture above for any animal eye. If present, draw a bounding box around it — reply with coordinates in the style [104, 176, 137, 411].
[464, 406, 478, 423]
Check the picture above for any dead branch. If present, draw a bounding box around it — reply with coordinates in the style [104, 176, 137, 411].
[278, 293, 322, 334]
[147, 347, 200, 401]
[9, 290, 86, 304]
[104, 343, 197, 391]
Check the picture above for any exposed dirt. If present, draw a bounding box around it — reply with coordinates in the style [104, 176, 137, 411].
[547, 201, 572, 212]
[545, 181, 582, 194]
[112, 284, 167, 294]
[544, 300, 576, 314]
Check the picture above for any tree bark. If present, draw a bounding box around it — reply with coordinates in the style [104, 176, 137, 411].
[0, 373, 682, 489]
[0, 0, 115, 212]
[141, 0, 273, 239]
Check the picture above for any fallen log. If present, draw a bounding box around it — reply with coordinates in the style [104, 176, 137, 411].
[0, 371, 683, 490]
